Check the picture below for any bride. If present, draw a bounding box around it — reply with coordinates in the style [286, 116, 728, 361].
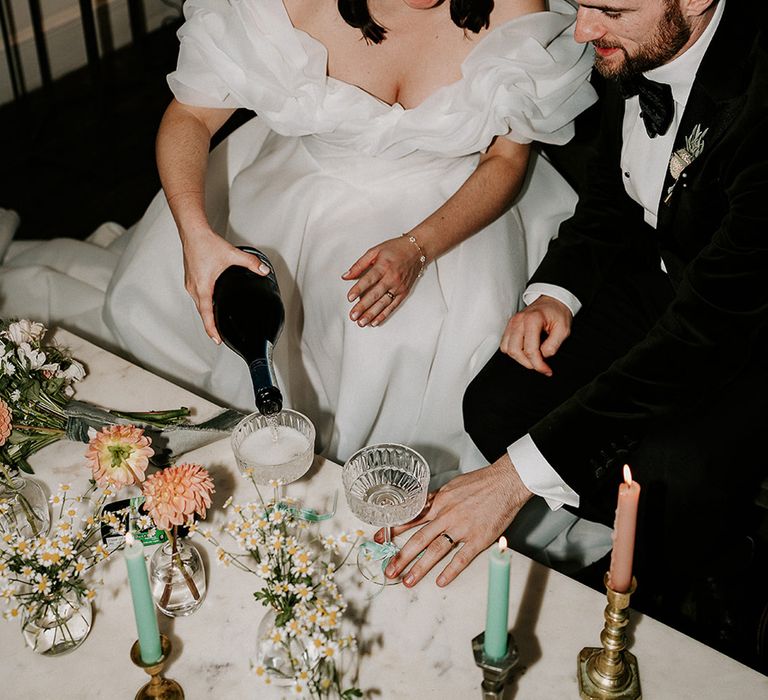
[1, 0, 595, 481]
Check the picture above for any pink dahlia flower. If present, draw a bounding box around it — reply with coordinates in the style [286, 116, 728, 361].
[142, 463, 215, 531]
[0, 398, 11, 447]
[86, 424, 153, 488]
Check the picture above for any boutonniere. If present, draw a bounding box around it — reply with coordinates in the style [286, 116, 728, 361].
[664, 123, 709, 204]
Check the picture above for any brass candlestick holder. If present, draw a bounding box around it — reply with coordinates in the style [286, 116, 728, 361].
[578, 574, 641, 700]
[130, 634, 185, 700]
[472, 631, 519, 699]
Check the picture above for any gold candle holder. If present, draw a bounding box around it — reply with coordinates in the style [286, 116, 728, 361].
[578, 574, 641, 700]
[130, 634, 185, 700]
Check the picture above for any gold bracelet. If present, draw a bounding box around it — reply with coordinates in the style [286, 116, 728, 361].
[402, 233, 427, 278]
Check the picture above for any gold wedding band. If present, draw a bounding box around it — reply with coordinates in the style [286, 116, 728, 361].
[440, 532, 456, 547]
[385, 291, 396, 301]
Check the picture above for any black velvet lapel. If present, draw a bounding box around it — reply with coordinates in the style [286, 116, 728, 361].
[656, 1, 755, 228]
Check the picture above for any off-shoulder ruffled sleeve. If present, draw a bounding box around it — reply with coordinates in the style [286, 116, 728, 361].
[166, 0, 595, 154]
[456, 2, 596, 146]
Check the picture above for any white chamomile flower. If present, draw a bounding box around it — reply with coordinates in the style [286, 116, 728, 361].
[216, 549, 231, 567]
[257, 563, 272, 578]
[9, 389, 20, 402]
[72, 558, 87, 575]
[34, 575, 51, 595]
[286, 618, 302, 637]
[291, 583, 314, 602]
[4, 606, 21, 620]
[308, 634, 325, 651]
[321, 640, 339, 660]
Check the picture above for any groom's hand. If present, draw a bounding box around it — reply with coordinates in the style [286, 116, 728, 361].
[374, 454, 532, 587]
[500, 295, 572, 375]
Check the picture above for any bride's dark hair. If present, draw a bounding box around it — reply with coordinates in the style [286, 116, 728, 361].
[337, 0, 494, 44]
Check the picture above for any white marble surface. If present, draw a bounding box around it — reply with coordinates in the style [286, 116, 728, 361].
[2, 330, 766, 699]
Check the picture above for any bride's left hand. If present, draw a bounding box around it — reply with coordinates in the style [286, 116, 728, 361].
[342, 235, 424, 327]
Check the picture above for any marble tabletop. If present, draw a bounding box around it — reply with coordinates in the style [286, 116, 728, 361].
[2, 330, 766, 699]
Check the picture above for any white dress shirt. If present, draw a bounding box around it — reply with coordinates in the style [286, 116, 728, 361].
[512, 1, 726, 510]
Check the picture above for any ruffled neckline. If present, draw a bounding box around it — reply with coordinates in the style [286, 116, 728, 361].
[276, 0, 572, 115]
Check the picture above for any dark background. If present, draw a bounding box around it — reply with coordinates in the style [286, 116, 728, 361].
[0, 21, 182, 241]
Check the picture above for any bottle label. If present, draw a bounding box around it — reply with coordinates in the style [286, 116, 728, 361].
[100, 497, 169, 549]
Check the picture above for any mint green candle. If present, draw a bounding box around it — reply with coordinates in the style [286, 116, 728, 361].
[483, 536, 511, 660]
[124, 533, 162, 664]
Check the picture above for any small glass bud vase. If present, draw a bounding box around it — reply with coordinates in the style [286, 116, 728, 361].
[149, 536, 206, 617]
[0, 473, 50, 539]
[255, 607, 321, 686]
[22, 589, 93, 656]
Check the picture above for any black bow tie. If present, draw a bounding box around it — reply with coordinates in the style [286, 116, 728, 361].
[619, 75, 674, 138]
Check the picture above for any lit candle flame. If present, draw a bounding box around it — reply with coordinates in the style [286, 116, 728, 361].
[125, 532, 136, 546]
[498, 536, 507, 552]
[623, 464, 633, 486]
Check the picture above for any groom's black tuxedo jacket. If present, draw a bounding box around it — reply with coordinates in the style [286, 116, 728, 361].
[527, 0, 768, 509]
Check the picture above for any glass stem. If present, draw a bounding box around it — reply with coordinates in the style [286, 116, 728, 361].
[273, 484, 281, 505]
[384, 526, 392, 544]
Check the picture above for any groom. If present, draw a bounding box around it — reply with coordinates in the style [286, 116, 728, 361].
[384, 0, 768, 652]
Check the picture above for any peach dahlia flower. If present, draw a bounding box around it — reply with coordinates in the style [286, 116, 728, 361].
[86, 424, 153, 488]
[142, 463, 214, 531]
[0, 398, 11, 447]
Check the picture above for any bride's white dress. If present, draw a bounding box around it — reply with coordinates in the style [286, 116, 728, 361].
[1, 0, 595, 482]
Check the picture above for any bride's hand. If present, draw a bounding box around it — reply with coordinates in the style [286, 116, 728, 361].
[342, 235, 424, 327]
[180, 229, 270, 343]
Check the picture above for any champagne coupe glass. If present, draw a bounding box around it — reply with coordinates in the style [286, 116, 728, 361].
[231, 409, 315, 505]
[343, 443, 430, 584]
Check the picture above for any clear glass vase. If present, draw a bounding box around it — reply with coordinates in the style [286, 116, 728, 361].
[255, 607, 321, 686]
[149, 537, 206, 617]
[22, 589, 93, 655]
[0, 473, 50, 539]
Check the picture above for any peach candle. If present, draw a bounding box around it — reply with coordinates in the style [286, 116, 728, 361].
[608, 465, 640, 593]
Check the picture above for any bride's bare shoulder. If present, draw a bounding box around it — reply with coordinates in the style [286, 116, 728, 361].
[284, 0, 337, 25]
[488, 0, 547, 29]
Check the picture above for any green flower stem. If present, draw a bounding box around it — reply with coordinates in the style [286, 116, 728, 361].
[108, 408, 191, 427]
[0, 464, 41, 537]
[159, 527, 200, 609]
[12, 424, 65, 436]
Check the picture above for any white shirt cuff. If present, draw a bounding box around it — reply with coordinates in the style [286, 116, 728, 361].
[523, 283, 582, 317]
[507, 434, 580, 511]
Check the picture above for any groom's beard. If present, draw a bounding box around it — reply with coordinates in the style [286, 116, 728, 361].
[593, 3, 692, 80]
